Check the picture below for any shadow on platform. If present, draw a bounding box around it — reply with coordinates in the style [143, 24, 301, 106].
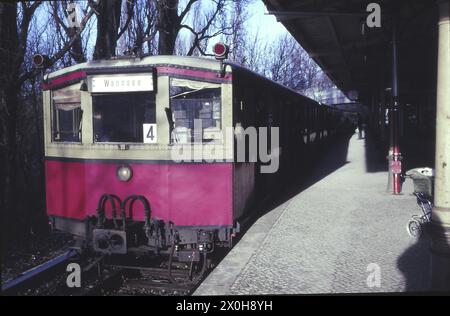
[364, 131, 388, 173]
[398, 222, 450, 293]
[397, 230, 432, 292]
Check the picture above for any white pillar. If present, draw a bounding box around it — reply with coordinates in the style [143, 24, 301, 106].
[431, 0, 450, 292]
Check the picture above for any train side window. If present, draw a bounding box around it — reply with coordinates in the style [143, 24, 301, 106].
[169, 78, 221, 143]
[52, 86, 82, 142]
[92, 92, 156, 143]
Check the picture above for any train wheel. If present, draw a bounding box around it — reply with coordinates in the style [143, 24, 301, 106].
[407, 219, 422, 238]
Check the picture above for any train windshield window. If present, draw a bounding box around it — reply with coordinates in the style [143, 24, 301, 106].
[169, 78, 221, 143]
[52, 86, 82, 142]
[93, 92, 156, 143]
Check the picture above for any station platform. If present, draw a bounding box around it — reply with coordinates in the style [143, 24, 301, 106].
[194, 133, 432, 295]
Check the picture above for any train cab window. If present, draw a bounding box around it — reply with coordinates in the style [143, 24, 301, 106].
[52, 86, 82, 142]
[93, 92, 156, 143]
[169, 78, 221, 143]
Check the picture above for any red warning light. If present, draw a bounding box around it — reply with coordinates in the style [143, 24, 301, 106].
[33, 54, 44, 67]
[32, 54, 49, 68]
[213, 43, 229, 60]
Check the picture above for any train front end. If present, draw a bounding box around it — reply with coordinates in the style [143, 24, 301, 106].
[42, 56, 236, 261]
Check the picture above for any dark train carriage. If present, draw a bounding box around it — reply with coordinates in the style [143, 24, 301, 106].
[231, 65, 344, 192]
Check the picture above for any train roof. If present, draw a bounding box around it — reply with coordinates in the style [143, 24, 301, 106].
[44, 55, 326, 108]
[227, 61, 322, 106]
[45, 55, 224, 79]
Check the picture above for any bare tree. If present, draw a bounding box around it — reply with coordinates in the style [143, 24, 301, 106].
[1, 0, 98, 248]
[157, 0, 198, 55]
[50, 1, 86, 63]
[156, 0, 237, 56]
[1, 1, 43, 248]
[225, 0, 249, 64]
[120, 0, 158, 56]
[182, 0, 232, 56]
[259, 34, 334, 96]
[93, 0, 122, 59]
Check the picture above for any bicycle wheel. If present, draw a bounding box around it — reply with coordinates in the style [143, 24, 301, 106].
[407, 219, 422, 238]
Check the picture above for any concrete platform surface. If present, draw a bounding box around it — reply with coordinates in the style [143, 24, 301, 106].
[194, 134, 432, 295]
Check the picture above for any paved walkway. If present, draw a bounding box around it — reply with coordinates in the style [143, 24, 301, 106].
[195, 134, 432, 295]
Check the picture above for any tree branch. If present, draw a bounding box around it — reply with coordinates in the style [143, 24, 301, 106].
[17, 0, 99, 86]
[51, 1, 69, 34]
[178, 0, 198, 24]
[18, 1, 42, 67]
[117, 0, 135, 40]
[197, 0, 223, 38]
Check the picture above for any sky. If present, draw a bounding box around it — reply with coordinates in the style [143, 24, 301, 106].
[245, 0, 288, 44]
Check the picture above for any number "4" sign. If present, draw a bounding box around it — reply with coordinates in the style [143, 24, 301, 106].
[143, 124, 157, 143]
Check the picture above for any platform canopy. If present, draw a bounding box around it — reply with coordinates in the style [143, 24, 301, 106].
[263, 0, 439, 104]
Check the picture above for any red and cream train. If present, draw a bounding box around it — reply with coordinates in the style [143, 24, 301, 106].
[41, 54, 351, 262]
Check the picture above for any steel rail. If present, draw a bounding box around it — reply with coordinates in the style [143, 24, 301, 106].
[1, 249, 78, 294]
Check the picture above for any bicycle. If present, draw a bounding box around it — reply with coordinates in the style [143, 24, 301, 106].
[406, 192, 432, 238]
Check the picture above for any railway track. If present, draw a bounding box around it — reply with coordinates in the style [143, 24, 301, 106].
[1, 250, 210, 296]
[97, 253, 210, 295]
[1, 249, 79, 295]
[1, 192, 265, 297]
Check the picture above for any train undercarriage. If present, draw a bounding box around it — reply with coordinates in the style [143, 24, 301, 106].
[49, 194, 240, 265]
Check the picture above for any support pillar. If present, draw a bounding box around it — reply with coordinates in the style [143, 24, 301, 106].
[431, 0, 450, 292]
